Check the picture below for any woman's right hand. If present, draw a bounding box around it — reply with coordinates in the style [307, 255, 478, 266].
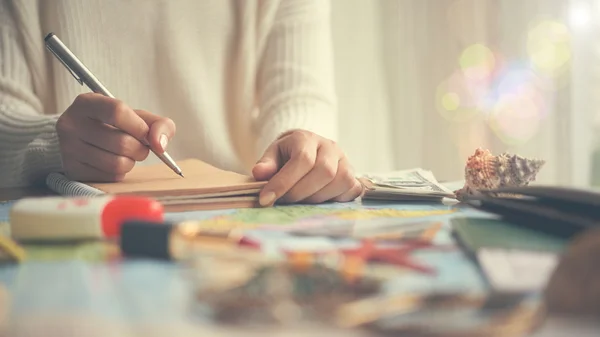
[56, 93, 176, 182]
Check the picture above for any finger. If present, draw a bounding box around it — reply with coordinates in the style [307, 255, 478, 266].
[67, 140, 135, 176]
[298, 157, 357, 204]
[136, 110, 176, 154]
[77, 118, 149, 161]
[64, 160, 125, 183]
[252, 143, 281, 181]
[73, 93, 149, 141]
[333, 178, 364, 203]
[279, 143, 339, 203]
[258, 140, 318, 206]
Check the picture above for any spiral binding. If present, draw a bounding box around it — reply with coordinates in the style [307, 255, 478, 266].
[45, 172, 105, 197]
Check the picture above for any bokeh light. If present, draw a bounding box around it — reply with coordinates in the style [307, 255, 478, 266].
[527, 20, 571, 78]
[486, 64, 549, 145]
[488, 93, 542, 146]
[459, 44, 496, 81]
[436, 13, 570, 147]
[441, 92, 461, 111]
[435, 70, 485, 123]
[486, 63, 550, 112]
[436, 43, 498, 123]
[569, 3, 591, 30]
[437, 51, 551, 144]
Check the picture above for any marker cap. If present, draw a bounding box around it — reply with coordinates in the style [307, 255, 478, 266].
[101, 197, 164, 238]
[120, 220, 174, 260]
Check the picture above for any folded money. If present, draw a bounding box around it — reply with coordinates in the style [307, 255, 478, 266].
[358, 168, 456, 202]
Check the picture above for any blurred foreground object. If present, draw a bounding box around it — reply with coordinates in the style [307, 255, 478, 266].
[0, 235, 26, 263]
[337, 292, 546, 337]
[189, 247, 384, 326]
[0, 283, 8, 333]
[455, 148, 545, 200]
[10, 196, 164, 242]
[545, 229, 600, 317]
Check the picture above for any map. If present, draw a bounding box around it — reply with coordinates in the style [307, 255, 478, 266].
[0, 200, 463, 262]
[164, 202, 459, 240]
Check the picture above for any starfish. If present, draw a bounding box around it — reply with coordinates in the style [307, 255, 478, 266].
[339, 239, 452, 277]
[283, 239, 454, 284]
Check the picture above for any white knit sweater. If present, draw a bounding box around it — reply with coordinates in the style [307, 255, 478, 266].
[0, 0, 337, 188]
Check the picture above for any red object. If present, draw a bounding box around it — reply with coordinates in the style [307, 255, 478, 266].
[101, 196, 164, 238]
[237, 236, 261, 250]
[339, 239, 453, 275]
[280, 239, 454, 277]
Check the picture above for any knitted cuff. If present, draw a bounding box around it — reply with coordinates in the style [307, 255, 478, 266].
[255, 101, 337, 159]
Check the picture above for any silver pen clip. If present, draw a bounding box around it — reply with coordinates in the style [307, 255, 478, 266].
[45, 44, 83, 85]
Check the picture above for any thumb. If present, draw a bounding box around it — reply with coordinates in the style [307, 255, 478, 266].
[135, 110, 176, 154]
[252, 143, 281, 181]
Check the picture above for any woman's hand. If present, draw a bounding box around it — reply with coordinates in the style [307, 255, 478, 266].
[252, 129, 363, 206]
[56, 93, 176, 182]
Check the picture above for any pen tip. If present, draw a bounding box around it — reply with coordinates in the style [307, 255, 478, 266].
[178, 172, 185, 178]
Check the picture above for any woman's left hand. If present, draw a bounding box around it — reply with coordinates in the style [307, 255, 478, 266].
[252, 129, 363, 206]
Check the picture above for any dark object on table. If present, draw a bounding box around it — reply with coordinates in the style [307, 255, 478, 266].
[545, 229, 600, 317]
[451, 216, 566, 253]
[461, 185, 600, 239]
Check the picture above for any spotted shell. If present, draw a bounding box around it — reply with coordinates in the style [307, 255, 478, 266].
[454, 148, 545, 200]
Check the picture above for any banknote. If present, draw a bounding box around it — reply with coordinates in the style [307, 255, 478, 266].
[360, 168, 454, 195]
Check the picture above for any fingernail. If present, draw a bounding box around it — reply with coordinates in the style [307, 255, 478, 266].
[159, 134, 168, 151]
[259, 191, 276, 206]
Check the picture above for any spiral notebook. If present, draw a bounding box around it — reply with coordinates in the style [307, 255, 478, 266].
[46, 159, 267, 212]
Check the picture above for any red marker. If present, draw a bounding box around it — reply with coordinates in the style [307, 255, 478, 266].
[10, 196, 164, 242]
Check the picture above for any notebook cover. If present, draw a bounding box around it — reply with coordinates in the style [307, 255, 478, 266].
[451, 216, 567, 253]
[488, 185, 600, 208]
[88, 159, 266, 198]
[463, 195, 598, 239]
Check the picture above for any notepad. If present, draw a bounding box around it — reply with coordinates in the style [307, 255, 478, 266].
[46, 159, 267, 212]
[451, 216, 566, 292]
[477, 248, 559, 292]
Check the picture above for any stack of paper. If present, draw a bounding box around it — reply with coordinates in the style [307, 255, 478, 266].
[358, 168, 456, 201]
[48, 159, 267, 212]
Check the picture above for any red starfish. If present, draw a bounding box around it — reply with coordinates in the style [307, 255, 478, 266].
[281, 239, 454, 284]
[339, 239, 448, 276]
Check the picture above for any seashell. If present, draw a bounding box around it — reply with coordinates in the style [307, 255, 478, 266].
[454, 148, 545, 200]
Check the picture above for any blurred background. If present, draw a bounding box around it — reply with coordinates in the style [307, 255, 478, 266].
[329, 0, 600, 187]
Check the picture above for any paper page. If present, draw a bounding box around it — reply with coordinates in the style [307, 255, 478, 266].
[477, 248, 559, 292]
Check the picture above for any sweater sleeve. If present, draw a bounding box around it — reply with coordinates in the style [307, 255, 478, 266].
[0, 10, 63, 188]
[254, 0, 338, 157]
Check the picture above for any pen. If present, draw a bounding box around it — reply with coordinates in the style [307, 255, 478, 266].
[43, 32, 184, 178]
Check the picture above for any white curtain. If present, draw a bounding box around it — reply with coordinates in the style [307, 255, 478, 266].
[331, 0, 600, 186]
